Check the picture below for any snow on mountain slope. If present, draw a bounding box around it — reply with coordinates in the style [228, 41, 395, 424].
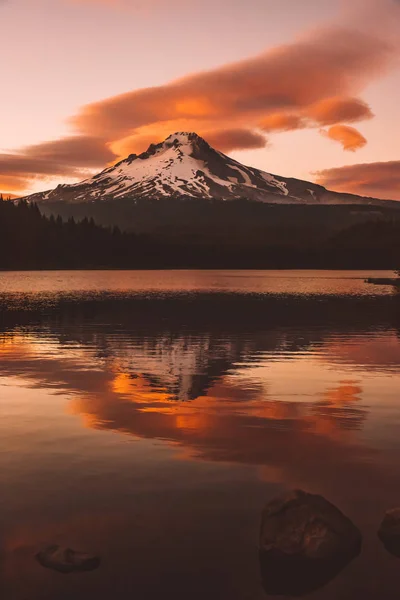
[22, 132, 387, 206]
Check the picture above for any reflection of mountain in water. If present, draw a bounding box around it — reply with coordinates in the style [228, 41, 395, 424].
[2, 288, 400, 600]
[108, 333, 250, 402]
[1, 291, 400, 497]
[1, 291, 399, 403]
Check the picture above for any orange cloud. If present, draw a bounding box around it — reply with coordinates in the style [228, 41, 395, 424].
[0, 155, 84, 194]
[259, 97, 373, 133]
[109, 123, 267, 158]
[306, 97, 374, 126]
[322, 125, 367, 151]
[316, 160, 400, 200]
[0, 25, 395, 194]
[260, 113, 306, 132]
[0, 174, 30, 192]
[202, 128, 267, 152]
[0, 136, 115, 194]
[0, 154, 78, 178]
[21, 136, 115, 168]
[322, 381, 362, 406]
[72, 28, 392, 140]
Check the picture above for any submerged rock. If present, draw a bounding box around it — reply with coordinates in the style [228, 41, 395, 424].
[36, 545, 100, 574]
[259, 489, 361, 596]
[378, 508, 400, 557]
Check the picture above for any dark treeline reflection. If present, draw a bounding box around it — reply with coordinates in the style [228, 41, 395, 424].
[2, 289, 400, 330]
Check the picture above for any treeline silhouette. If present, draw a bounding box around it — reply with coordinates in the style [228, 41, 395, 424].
[39, 195, 400, 240]
[1, 198, 400, 269]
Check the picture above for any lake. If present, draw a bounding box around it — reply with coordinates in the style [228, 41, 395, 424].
[0, 270, 400, 599]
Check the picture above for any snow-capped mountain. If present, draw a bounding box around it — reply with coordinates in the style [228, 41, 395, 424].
[23, 132, 380, 205]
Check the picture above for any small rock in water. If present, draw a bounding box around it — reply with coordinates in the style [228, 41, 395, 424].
[36, 545, 100, 574]
[378, 508, 400, 557]
[259, 489, 361, 596]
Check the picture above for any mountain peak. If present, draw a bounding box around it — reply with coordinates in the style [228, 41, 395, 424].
[128, 132, 207, 164]
[23, 131, 380, 206]
[162, 132, 209, 153]
[165, 132, 203, 144]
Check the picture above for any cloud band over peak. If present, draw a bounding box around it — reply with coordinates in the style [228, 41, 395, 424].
[0, 24, 396, 195]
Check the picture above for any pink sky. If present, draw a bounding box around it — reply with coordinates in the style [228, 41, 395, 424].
[0, 0, 399, 199]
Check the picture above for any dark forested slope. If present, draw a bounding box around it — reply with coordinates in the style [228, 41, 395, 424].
[1, 198, 400, 270]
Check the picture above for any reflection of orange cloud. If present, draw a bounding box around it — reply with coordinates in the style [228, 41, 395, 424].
[69, 366, 367, 461]
[110, 372, 171, 404]
[175, 412, 213, 433]
[322, 381, 362, 406]
[321, 334, 400, 369]
[0, 335, 34, 358]
[305, 380, 364, 438]
[322, 125, 367, 151]
[0, 331, 369, 458]
[316, 160, 400, 201]
[68, 377, 368, 476]
[0, 327, 384, 521]
[112, 371, 135, 394]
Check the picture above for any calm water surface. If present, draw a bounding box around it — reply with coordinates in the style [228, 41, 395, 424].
[0, 270, 400, 599]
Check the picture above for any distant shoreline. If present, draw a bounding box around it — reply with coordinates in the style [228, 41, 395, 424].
[365, 277, 400, 286]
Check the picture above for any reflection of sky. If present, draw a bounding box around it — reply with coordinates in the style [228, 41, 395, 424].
[1, 297, 400, 599]
[1, 324, 399, 458]
[0, 269, 397, 296]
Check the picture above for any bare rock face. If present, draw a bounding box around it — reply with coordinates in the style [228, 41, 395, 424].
[259, 490, 361, 596]
[378, 508, 400, 557]
[36, 545, 100, 574]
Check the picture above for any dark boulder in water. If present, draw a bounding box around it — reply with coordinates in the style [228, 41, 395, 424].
[259, 489, 361, 596]
[260, 489, 362, 560]
[36, 545, 100, 574]
[378, 508, 400, 557]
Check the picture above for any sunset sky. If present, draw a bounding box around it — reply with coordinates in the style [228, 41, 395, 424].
[1, 0, 399, 199]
